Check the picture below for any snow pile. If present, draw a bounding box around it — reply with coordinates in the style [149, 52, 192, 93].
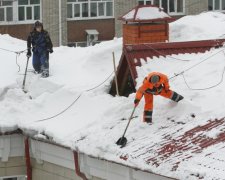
[170, 11, 225, 41]
[122, 6, 170, 21]
[1, 12, 225, 180]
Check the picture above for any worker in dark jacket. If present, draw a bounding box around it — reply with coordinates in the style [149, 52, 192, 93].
[134, 72, 184, 124]
[27, 21, 53, 78]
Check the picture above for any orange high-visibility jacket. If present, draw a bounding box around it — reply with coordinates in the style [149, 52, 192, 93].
[135, 72, 170, 100]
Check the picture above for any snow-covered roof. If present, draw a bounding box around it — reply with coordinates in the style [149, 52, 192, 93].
[119, 5, 173, 22]
[1, 12, 225, 180]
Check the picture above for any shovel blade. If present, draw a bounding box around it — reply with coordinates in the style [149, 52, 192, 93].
[116, 137, 127, 148]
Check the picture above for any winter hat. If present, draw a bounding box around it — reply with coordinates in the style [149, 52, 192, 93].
[34, 21, 42, 28]
[150, 75, 160, 84]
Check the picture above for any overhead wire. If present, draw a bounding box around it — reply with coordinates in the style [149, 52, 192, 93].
[1, 18, 115, 123]
[168, 46, 225, 80]
[143, 41, 225, 90]
[34, 71, 114, 122]
[144, 44, 191, 62]
[0, 47, 28, 72]
[180, 50, 225, 90]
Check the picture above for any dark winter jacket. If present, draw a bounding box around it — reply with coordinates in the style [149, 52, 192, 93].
[27, 29, 53, 54]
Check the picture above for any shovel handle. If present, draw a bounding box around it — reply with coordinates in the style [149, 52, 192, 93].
[121, 106, 136, 138]
[22, 57, 30, 91]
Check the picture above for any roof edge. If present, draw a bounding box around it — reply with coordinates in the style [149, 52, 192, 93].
[0, 129, 176, 180]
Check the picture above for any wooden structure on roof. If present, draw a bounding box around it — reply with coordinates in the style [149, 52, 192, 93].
[109, 39, 225, 96]
[118, 5, 174, 45]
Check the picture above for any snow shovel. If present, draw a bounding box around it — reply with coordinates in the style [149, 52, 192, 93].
[116, 106, 136, 148]
[22, 56, 30, 93]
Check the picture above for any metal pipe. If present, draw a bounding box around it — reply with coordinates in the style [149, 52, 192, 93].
[58, 0, 62, 46]
[73, 151, 88, 180]
[24, 137, 32, 180]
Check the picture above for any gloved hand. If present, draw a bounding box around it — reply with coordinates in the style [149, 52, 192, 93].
[27, 49, 31, 58]
[48, 49, 53, 53]
[165, 88, 169, 93]
[134, 99, 140, 107]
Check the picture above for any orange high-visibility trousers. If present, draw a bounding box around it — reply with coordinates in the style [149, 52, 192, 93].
[144, 89, 173, 111]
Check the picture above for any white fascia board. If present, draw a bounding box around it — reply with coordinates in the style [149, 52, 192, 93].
[80, 154, 132, 180]
[30, 139, 74, 170]
[0, 135, 24, 162]
[133, 170, 173, 180]
[80, 154, 173, 180]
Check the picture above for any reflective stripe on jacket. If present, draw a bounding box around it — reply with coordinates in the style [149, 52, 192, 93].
[135, 72, 170, 101]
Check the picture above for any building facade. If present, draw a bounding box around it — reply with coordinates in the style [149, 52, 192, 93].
[0, 0, 224, 47]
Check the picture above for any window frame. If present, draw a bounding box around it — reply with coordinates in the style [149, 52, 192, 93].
[67, 0, 114, 21]
[208, 0, 225, 11]
[18, 0, 41, 22]
[138, 0, 153, 5]
[0, 0, 42, 25]
[137, 0, 185, 15]
[0, 0, 13, 22]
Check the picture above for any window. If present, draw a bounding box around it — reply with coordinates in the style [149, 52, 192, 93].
[138, 0, 153, 5]
[223, 0, 225, 9]
[137, 0, 185, 15]
[18, 0, 41, 21]
[168, 0, 184, 13]
[67, 0, 114, 19]
[0, 0, 13, 22]
[0, 175, 27, 180]
[208, 0, 225, 11]
[0, 0, 41, 24]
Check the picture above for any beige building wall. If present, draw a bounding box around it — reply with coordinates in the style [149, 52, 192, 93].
[32, 159, 80, 180]
[185, 0, 208, 15]
[42, 0, 67, 46]
[0, 157, 103, 180]
[0, 157, 26, 177]
[32, 159, 103, 180]
[114, 0, 137, 37]
[114, 0, 210, 38]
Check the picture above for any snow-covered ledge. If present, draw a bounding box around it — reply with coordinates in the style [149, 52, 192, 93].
[0, 133, 173, 180]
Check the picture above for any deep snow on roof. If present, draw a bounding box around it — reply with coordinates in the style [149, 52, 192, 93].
[1, 12, 225, 180]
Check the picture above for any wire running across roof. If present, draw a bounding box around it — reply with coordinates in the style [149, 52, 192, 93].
[110, 38, 225, 96]
[123, 39, 225, 85]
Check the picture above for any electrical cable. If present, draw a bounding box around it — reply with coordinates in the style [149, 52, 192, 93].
[169, 47, 225, 80]
[34, 71, 114, 122]
[144, 44, 191, 62]
[0, 42, 115, 123]
[0, 47, 28, 72]
[144, 43, 225, 62]
[182, 66, 225, 90]
[181, 50, 225, 90]
[169, 50, 225, 90]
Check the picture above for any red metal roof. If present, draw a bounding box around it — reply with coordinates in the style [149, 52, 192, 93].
[119, 117, 225, 179]
[110, 39, 225, 96]
[122, 39, 225, 86]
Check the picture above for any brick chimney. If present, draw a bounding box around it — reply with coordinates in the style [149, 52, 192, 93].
[118, 5, 174, 45]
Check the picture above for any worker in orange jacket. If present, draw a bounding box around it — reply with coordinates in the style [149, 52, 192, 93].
[134, 72, 183, 124]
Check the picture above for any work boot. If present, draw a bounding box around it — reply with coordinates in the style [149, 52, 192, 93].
[41, 71, 49, 78]
[41, 68, 49, 78]
[144, 110, 153, 124]
[146, 118, 152, 124]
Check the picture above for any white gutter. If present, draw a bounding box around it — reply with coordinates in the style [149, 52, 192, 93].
[58, 0, 62, 46]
